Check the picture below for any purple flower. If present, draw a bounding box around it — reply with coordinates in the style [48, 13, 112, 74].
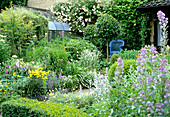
[9, 18, 12, 21]
[150, 45, 157, 54]
[150, 110, 154, 114]
[140, 48, 147, 56]
[157, 11, 165, 21]
[147, 107, 151, 111]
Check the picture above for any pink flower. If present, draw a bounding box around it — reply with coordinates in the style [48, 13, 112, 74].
[9, 18, 12, 21]
[62, 31, 64, 34]
[5, 69, 7, 74]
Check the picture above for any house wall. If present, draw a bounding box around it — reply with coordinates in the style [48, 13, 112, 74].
[27, 0, 67, 10]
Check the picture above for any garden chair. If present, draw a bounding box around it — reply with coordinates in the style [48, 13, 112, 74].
[109, 40, 124, 57]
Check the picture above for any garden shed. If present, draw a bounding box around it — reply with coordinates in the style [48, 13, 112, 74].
[138, 0, 170, 48]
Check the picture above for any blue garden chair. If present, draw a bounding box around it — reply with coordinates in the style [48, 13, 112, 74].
[109, 40, 125, 57]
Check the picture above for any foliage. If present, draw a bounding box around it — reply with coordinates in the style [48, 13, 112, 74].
[48, 91, 95, 109]
[109, 45, 170, 116]
[2, 97, 89, 117]
[118, 49, 140, 60]
[62, 36, 99, 60]
[95, 14, 120, 40]
[108, 59, 136, 81]
[83, 24, 96, 43]
[0, 8, 35, 57]
[26, 46, 68, 75]
[47, 72, 79, 91]
[53, 0, 107, 36]
[79, 49, 101, 71]
[0, 0, 28, 11]
[110, 53, 120, 64]
[105, 0, 151, 49]
[16, 67, 48, 98]
[0, 39, 10, 63]
[0, 79, 20, 105]
[0, 7, 48, 57]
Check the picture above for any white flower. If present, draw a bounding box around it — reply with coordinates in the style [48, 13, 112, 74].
[0, 34, 6, 37]
[12, 55, 17, 58]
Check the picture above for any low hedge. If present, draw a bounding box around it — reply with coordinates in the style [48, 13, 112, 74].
[108, 59, 136, 82]
[2, 98, 89, 117]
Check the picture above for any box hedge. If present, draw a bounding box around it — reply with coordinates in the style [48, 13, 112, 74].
[108, 59, 136, 82]
[2, 98, 89, 117]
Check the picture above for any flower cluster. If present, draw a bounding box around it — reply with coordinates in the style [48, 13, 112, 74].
[157, 10, 169, 54]
[27, 67, 49, 80]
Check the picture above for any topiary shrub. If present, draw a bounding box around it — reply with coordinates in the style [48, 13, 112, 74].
[83, 24, 96, 43]
[108, 59, 136, 82]
[110, 53, 120, 64]
[2, 98, 89, 117]
[95, 14, 120, 60]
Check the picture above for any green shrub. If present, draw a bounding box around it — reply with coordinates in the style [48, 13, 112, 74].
[110, 53, 120, 64]
[26, 46, 68, 75]
[16, 68, 48, 98]
[0, 40, 10, 63]
[83, 25, 96, 43]
[95, 14, 120, 59]
[108, 59, 136, 81]
[118, 49, 139, 60]
[0, 7, 48, 57]
[2, 98, 89, 117]
[49, 92, 95, 109]
[62, 36, 98, 60]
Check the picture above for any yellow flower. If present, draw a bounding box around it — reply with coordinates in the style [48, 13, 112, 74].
[104, 65, 106, 66]
[0, 89, 2, 91]
[8, 82, 10, 85]
[13, 72, 16, 76]
[4, 90, 6, 92]
[17, 75, 20, 77]
[53, 96, 56, 98]
[27, 76, 30, 79]
[6, 86, 8, 88]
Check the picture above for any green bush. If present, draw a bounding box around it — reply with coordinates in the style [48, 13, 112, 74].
[62, 36, 98, 60]
[0, 40, 10, 63]
[2, 98, 89, 117]
[118, 49, 139, 60]
[110, 53, 120, 64]
[108, 59, 136, 81]
[49, 92, 95, 109]
[26, 46, 68, 75]
[83, 25, 96, 43]
[95, 14, 120, 59]
[0, 8, 48, 57]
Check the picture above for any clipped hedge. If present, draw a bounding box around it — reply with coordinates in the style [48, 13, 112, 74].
[2, 98, 89, 117]
[108, 59, 136, 81]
